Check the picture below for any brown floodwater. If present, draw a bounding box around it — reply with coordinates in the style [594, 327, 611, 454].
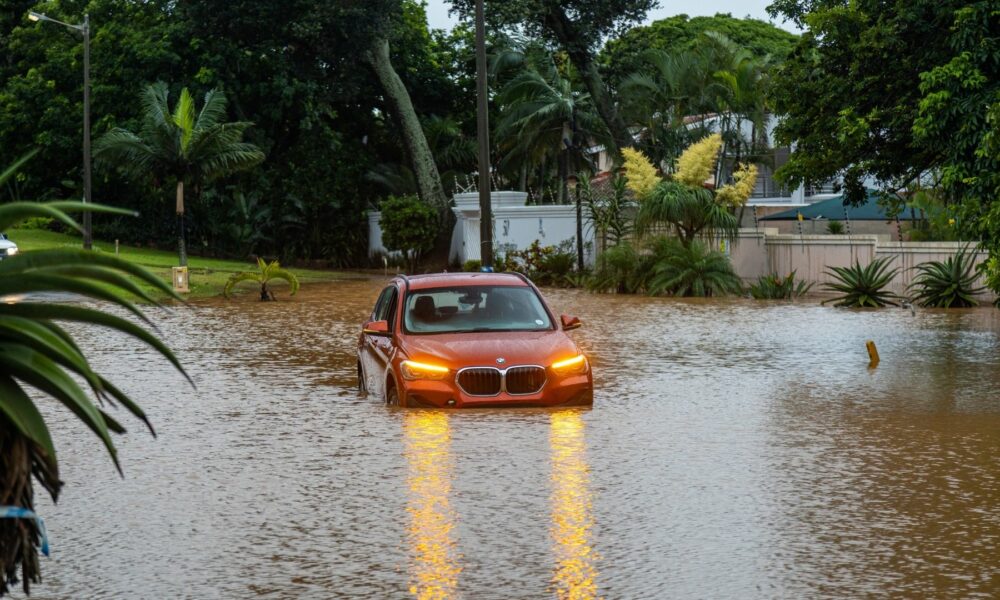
[21, 277, 1000, 599]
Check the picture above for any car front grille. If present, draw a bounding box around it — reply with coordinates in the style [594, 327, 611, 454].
[457, 368, 502, 396]
[505, 366, 546, 394]
[456, 366, 546, 396]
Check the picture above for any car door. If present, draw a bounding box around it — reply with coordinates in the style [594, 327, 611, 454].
[362, 286, 393, 393]
[368, 286, 399, 399]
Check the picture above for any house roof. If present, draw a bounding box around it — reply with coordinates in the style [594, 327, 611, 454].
[759, 190, 897, 221]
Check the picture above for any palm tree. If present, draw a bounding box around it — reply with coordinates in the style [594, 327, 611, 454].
[495, 56, 609, 203]
[0, 154, 185, 596]
[94, 82, 265, 267]
[635, 181, 739, 248]
[223, 258, 300, 301]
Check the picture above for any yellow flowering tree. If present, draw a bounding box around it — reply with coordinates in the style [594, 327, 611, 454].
[715, 163, 758, 207]
[674, 133, 723, 187]
[621, 147, 660, 200]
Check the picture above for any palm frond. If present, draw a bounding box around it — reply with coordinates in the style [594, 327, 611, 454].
[223, 271, 262, 298]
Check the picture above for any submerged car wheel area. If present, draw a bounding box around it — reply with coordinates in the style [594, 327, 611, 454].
[357, 272, 592, 408]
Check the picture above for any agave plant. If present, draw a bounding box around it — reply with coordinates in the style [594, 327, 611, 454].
[223, 258, 300, 301]
[907, 246, 985, 308]
[0, 190, 185, 591]
[749, 271, 814, 300]
[647, 238, 743, 297]
[822, 257, 901, 307]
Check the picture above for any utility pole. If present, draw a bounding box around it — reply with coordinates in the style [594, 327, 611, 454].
[82, 13, 92, 250]
[474, 0, 493, 268]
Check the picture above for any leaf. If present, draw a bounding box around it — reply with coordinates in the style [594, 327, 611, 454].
[0, 375, 57, 476]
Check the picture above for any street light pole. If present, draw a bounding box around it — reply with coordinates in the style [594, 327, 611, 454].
[474, 0, 493, 269]
[82, 14, 92, 250]
[27, 11, 92, 250]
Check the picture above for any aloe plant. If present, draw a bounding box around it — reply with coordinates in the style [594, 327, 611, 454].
[908, 246, 985, 308]
[822, 257, 901, 307]
[0, 159, 185, 594]
[223, 258, 299, 301]
[749, 271, 814, 299]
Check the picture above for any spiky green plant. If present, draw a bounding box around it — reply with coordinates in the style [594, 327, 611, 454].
[822, 257, 901, 307]
[647, 238, 743, 297]
[907, 247, 985, 308]
[223, 258, 300, 301]
[749, 271, 814, 300]
[0, 158, 185, 595]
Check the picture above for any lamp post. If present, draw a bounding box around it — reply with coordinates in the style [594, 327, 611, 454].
[28, 11, 92, 250]
[474, 0, 493, 268]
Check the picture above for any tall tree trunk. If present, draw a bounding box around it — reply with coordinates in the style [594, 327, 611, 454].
[367, 37, 448, 209]
[543, 7, 633, 157]
[176, 180, 188, 267]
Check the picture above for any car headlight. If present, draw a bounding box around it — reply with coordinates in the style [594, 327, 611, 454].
[400, 359, 450, 381]
[551, 354, 588, 375]
[5, 247, 17, 256]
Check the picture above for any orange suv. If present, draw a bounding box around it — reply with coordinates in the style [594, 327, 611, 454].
[358, 272, 592, 408]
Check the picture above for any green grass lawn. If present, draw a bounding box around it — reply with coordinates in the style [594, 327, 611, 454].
[10, 228, 347, 301]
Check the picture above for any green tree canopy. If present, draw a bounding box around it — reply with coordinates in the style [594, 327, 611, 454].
[600, 13, 799, 85]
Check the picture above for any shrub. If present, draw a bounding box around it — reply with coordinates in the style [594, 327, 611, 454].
[379, 194, 439, 273]
[826, 220, 844, 235]
[463, 259, 482, 272]
[984, 257, 1000, 307]
[11, 217, 54, 230]
[588, 242, 643, 293]
[749, 271, 814, 299]
[908, 246, 985, 308]
[822, 257, 901, 307]
[647, 238, 743, 297]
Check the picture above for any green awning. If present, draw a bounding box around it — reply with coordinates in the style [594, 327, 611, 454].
[760, 190, 898, 221]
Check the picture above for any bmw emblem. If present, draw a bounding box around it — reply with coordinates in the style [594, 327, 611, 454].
[496, 357, 506, 365]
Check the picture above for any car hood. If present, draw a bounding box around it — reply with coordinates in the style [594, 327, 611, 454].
[399, 329, 580, 369]
[0, 240, 17, 250]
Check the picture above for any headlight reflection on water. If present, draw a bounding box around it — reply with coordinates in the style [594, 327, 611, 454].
[550, 410, 599, 600]
[404, 411, 461, 600]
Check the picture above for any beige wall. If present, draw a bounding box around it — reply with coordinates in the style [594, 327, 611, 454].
[728, 229, 993, 299]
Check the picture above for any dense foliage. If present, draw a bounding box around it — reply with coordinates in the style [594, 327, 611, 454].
[379, 194, 439, 272]
[600, 13, 798, 86]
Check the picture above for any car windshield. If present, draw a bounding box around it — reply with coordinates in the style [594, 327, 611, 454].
[403, 285, 553, 334]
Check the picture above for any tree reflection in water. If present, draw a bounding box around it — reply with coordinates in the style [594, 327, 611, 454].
[404, 411, 460, 599]
[550, 409, 599, 599]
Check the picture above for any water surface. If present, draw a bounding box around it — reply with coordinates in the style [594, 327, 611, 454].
[24, 279, 1000, 598]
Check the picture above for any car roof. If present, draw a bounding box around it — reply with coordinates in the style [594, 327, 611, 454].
[401, 272, 531, 291]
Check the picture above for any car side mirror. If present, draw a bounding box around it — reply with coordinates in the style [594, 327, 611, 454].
[363, 320, 391, 336]
[560, 314, 582, 331]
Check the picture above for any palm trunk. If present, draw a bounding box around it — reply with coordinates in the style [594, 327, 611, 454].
[367, 37, 448, 210]
[0, 425, 40, 596]
[176, 180, 188, 267]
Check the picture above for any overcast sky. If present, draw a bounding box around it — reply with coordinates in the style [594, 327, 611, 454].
[423, 0, 802, 34]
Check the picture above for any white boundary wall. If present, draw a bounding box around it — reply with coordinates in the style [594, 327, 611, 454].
[368, 191, 595, 266]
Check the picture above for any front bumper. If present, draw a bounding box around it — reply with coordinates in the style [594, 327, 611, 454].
[402, 373, 593, 408]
